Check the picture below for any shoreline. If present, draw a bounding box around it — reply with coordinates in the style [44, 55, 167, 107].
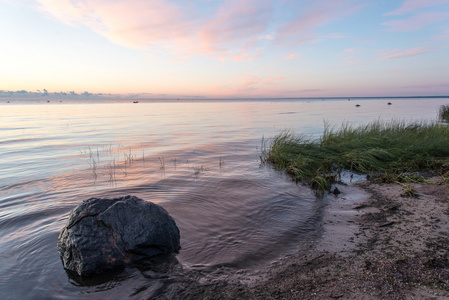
[155, 178, 449, 299]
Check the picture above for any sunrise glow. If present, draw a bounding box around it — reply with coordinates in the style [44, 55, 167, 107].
[1, 0, 448, 98]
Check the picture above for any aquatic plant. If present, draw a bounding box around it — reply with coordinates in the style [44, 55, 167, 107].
[106, 158, 118, 184]
[157, 156, 165, 174]
[124, 147, 134, 165]
[87, 156, 98, 180]
[263, 120, 449, 192]
[439, 104, 449, 122]
[194, 164, 206, 178]
[79, 142, 230, 184]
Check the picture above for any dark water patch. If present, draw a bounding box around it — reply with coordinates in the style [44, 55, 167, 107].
[278, 111, 299, 115]
[0, 230, 66, 299]
[165, 178, 322, 269]
[0, 127, 30, 131]
[0, 204, 69, 235]
[0, 137, 50, 145]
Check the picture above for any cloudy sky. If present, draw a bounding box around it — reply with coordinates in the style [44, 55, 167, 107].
[1, 0, 448, 98]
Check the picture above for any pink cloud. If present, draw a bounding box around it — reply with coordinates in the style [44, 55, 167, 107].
[336, 48, 359, 57]
[433, 28, 449, 39]
[334, 48, 364, 67]
[341, 56, 361, 65]
[35, 0, 274, 60]
[232, 50, 263, 62]
[385, 0, 449, 16]
[283, 53, 301, 61]
[36, 0, 193, 47]
[329, 33, 345, 39]
[32, 0, 364, 61]
[215, 75, 285, 96]
[240, 75, 284, 87]
[386, 68, 404, 73]
[382, 12, 449, 31]
[378, 48, 427, 60]
[275, 0, 365, 45]
[400, 82, 449, 94]
[199, 0, 273, 54]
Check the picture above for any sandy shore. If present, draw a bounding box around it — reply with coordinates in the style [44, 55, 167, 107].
[154, 177, 449, 299]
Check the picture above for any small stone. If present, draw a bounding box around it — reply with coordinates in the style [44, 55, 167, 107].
[332, 187, 341, 195]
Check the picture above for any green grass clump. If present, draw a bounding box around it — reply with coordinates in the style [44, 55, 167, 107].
[439, 105, 449, 122]
[263, 120, 449, 192]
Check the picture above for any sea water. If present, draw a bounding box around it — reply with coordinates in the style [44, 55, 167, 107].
[0, 97, 447, 298]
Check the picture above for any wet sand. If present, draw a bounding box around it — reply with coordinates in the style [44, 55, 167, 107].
[153, 177, 449, 299]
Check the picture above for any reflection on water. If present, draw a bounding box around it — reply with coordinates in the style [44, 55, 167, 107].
[0, 98, 448, 299]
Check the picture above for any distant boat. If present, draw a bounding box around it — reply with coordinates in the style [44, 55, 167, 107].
[133, 101, 139, 103]
[388, 102, 392, 105]
[355, 104, 361, 107]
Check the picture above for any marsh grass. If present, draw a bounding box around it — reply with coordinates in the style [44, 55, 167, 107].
[263, 120, 449, 192]
[396, 182, 418, 197]
[439, 105, 449, 122]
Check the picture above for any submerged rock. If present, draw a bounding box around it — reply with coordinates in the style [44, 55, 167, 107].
[57, 195, 181, 277]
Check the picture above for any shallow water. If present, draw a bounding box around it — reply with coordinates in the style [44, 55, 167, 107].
[0, 97, 448, 298]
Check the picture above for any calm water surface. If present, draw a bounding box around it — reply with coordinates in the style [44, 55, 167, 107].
[0, 98, 448, 299]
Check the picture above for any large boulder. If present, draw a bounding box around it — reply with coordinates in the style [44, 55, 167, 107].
[58, 195, 181, 277]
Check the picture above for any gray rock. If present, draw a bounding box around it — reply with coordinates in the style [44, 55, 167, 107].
[58, 195, 181, 277]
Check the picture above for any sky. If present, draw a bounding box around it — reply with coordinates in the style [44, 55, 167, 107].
[1, 0, 449, 98]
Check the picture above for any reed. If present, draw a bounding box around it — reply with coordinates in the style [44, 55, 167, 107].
[88, 157, 98, 180]
[157, 156, 165, 175]
[194, 164, 205, 178]
[124, 147, 134, 165]
[106, 158, 117, 183]
[439, 104, 449, 122]
[263, 120, 449, 192]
